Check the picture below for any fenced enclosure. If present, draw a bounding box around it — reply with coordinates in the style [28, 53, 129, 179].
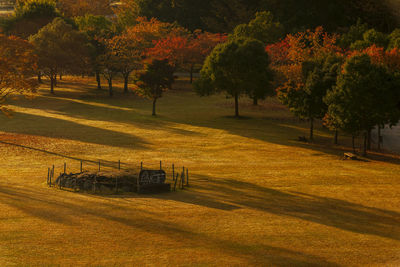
[46, 159, 190, 194]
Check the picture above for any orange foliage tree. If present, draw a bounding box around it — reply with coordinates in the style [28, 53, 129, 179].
[0, 34, 38, 115]
[351, 45, 400, 72]
[267, 27, 343, 140]
[148, 30, 227, 83]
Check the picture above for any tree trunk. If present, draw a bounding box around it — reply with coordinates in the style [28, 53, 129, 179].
[108, 77, 113, 97]
[152, 98, 157, 116]
[59, 74, 62, 80]
[54, 74, 57, 87]
[96, 71, 101, 90]
[367, 129, 372, 150]
[253, 97, 258, 106]
[334, 129, 338, 145]
[124, 75, 129, 93]
[309, 118, 314, 141]
[50, 74, 55, 94]
[82, 73, 85, 78]
[378, 125, 381, 150]
[234, 92, 239, 117]
[38, 72, 42, 83]
[190, 65, 194, 84]
[363, 131, 368, 156]
[352, 135, 356, 153]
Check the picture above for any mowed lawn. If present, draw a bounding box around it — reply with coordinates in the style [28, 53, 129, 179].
[0, 77, 399, 266]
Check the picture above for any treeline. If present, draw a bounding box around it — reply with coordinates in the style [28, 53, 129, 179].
[194, 13, 400, 156]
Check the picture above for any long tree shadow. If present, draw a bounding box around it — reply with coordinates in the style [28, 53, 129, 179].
[7, 80, 400, 164]
[0, 184, 339, 266]
[150, 175, 400, 241]
[0, 112, 148, 150]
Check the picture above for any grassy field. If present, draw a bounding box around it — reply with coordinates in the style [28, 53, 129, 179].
[0, 77, 399, 266]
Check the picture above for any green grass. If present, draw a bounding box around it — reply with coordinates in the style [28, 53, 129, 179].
[0, 76, 399, 266]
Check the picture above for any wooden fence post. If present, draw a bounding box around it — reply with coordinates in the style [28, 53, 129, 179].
[80, 160, 83, 173]
[64, 162, 66, 174]
[118, 160, 121, 170]
[174, 173, 179, 191]
[98, 160, 101, 172]
[47, 168, 50, 186]
[140, 162, 143, 171]
[186, 169, 189, 187]
[181, 172, 184, 189]
[160, 160, 162, 170]
[172, 164, 175, 181]
[52, 165, 54, 187]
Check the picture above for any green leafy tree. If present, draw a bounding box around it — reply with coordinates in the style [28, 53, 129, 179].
[2, 0, 60, 39]
[195, 38, 273, 117]
[135, 59, 175, 116]
[231, 11, 283, 105]
[324, 54, 400, 155]
[350, 29, 388, 50]
[29, 17, 90, 93]
[75, 14, 113, 89]
[278, 54, 343, 141]
[231, 11, 284, 45]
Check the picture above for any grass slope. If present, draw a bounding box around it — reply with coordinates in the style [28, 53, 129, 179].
[0, 77, 399, 266]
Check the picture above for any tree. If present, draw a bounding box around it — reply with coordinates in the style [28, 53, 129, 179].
[270, 27, 342, 140]
[0, 34, 38, 115]
[135, 59, 174, 116]
[105, 32, 142, 93]
[350, 29, 388, 50]
[29, 18, 90, 93]
[75, 14, 113, 89]
[2, 0, 60, 39]
[231, 11, 283, 105]
[324, 54, 400, 155]
[194, 38, 274, 117]
[57, 0, 112, 17]
[278, 54, 343, 141]
[231, 11, 284, 45]
[148, 30, 226, 83]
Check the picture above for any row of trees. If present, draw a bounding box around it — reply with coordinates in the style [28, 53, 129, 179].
[267, 26, 400, 155]
[194, 14, 400, 155]
[1, 0, 227, 115]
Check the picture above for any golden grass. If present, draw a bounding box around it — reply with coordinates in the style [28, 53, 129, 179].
[0, 77, 399, 266]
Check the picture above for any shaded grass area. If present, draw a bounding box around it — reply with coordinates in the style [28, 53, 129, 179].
[0, 77, 399, 266]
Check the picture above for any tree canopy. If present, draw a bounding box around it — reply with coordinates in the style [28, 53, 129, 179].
[29, 17, 90, 93]
[0, 34, 38, 115]
[195, 38, 274, 117]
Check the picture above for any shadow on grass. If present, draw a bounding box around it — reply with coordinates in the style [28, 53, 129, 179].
[0, 184, 340, 266]
[0, 112, 148, 150]
[166, 175, 400, 241]
[5, 78, 400, 165]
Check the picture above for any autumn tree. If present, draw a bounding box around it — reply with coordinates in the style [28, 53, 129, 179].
[324, 54, 400, 155]
[135, 59, 174, 116]
[271, 27, 342, 141]
[105, 32, 142, 93]
[195, 38, 274, 117]
[29, 18, 90, 93]
[0, 34, 38, 115]
[148, 30, 226, 83]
